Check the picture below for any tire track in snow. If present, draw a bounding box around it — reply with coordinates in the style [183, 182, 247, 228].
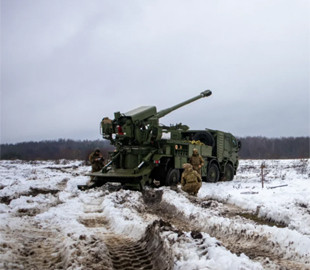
[78, 195, 173, 270]
[186, 195, 310, 269]
[142, 189, 310, 270]
[0, 219, 67, 270]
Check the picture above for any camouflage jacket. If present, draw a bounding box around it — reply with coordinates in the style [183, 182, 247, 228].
[89, 151, 104, 172]
[181, 169, 202, 186]
[89, 152, 102, 163]
[189, 154, 204, 170]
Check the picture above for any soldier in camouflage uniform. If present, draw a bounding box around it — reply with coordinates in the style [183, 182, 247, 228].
[89, 149, 105, 172]
[88, 149, 105, 185]
[181, 163, 202, 196]
[189, 148, 204, 176]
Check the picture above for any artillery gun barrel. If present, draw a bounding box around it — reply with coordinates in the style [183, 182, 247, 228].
[155, 90, 212, 118]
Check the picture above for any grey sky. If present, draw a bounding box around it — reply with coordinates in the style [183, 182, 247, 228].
[1, 0, 309, 144]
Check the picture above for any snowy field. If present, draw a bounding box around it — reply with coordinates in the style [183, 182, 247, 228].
[0, 159, 309, 270]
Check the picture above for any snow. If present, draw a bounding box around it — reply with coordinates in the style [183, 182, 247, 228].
[199, 159, 310, 235]
[0, 159, 309, 269]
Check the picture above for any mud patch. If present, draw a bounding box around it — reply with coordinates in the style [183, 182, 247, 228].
[16, 207, 42, 216]
[298, 202, 308, 209]
[105, 220, 173, 270]
[56, 178, 70, 189]
[106, 236, 154, 269]
[143, 189, 198, 233]
[46, 165, 79, 172]
[142, 189, 163, 205]
[0, 221, 67, 270]
[0, 187, 60, 205]
[13, 196, 63, 217]
[190, 197, 289, 229]
[0, 196, 11, 205]
[28, 187, 60, 196]
[79, 216, 109, 228]
[65, 234, 113, 270]
[237, 212, 286, 228]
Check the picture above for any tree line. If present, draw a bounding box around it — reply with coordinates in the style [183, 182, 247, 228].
[0, 137, 309, 160]
[0, 139, 114, 161]
[238, 136, 309, 159]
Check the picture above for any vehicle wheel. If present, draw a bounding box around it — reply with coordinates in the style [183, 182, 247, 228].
[207, 163, 219, 182]
[165, 168, 180, 186]
[193, 131, 215, 147]
[223, 163, 234, 181]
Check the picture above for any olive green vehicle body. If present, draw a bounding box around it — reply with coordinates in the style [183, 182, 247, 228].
[86, 90, 241, 190]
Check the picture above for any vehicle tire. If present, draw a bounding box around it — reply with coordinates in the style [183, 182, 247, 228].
[165, 168, 180, 186]
[223, 163, 234, 181]
[207, 163, 219, 182]
[193, 131, 215, 147]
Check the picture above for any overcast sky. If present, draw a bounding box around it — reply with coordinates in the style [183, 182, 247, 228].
[1, 0, 309, 144]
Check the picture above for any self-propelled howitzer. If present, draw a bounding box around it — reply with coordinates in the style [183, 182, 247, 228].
[101, 90, 212, 147]
[80, 90, 241, 190]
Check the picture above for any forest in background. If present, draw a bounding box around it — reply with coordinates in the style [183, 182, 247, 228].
[239, 136, 309, 159]
[0, 139, 114, 161]
[0, 137, 309, 160]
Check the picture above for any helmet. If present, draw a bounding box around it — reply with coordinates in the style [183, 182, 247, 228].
[182, 163, 193, 169]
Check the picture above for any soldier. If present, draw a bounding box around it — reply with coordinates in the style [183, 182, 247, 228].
[181, 163, 202, 196]
[88, 149, 105, 184]
[89, 149, 105, 172]
[189, 148, 204, 175]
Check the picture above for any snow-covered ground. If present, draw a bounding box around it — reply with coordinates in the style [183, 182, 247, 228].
[0, 159, 309, 270]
